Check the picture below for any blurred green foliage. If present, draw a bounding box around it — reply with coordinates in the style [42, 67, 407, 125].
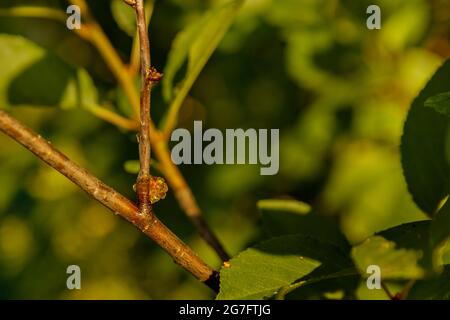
[0, 0, 449, 299]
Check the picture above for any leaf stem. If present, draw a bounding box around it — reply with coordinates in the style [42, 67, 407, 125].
[275, 280, 307, 300]
[274, 268, 358, 300]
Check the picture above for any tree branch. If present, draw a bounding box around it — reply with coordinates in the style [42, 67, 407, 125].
[0, 110, 219, 292]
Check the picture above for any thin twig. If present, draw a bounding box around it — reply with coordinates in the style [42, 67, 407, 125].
[129, 1, 154, 76]
[133, 0, 162, 217]
[0, 110, 219, 291]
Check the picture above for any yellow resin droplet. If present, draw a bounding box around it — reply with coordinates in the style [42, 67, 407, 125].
[149, 176, 168, 204]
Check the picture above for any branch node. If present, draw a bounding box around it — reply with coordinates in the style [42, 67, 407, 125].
[136, 175, 152, 217]
[146, 66, 163, 84]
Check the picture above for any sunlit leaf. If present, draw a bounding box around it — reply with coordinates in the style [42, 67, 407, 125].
[217, 235, 352, 300]
[351, 221, 434, 280]
[351, 235, 425, 280]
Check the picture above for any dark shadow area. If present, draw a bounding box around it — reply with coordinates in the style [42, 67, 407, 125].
[8, 54, 74, 107]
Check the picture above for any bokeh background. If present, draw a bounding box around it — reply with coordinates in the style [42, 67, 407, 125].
[0, 0, 449, 299]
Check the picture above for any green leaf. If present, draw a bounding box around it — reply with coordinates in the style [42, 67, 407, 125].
[425, 92, 450, 117]
[258, 199, 350, 250]
[351, 235, 425, 280]
[217, 235, 352, 300]
[0, 33, 43, 108]
[0, 34, 97, 110]
[162, 0, 243, 103]
[378, 221, 435, 272]
[401, 59, 450, 215]
[111, 0, 136, 37]
[430, 199, 450, 268]
[407, 265, 450, 300]
[351, 220, 435, 282]
[275, 267, 359, 300]
[377, 221, 431, 254]
[432, 203, 450, 249]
